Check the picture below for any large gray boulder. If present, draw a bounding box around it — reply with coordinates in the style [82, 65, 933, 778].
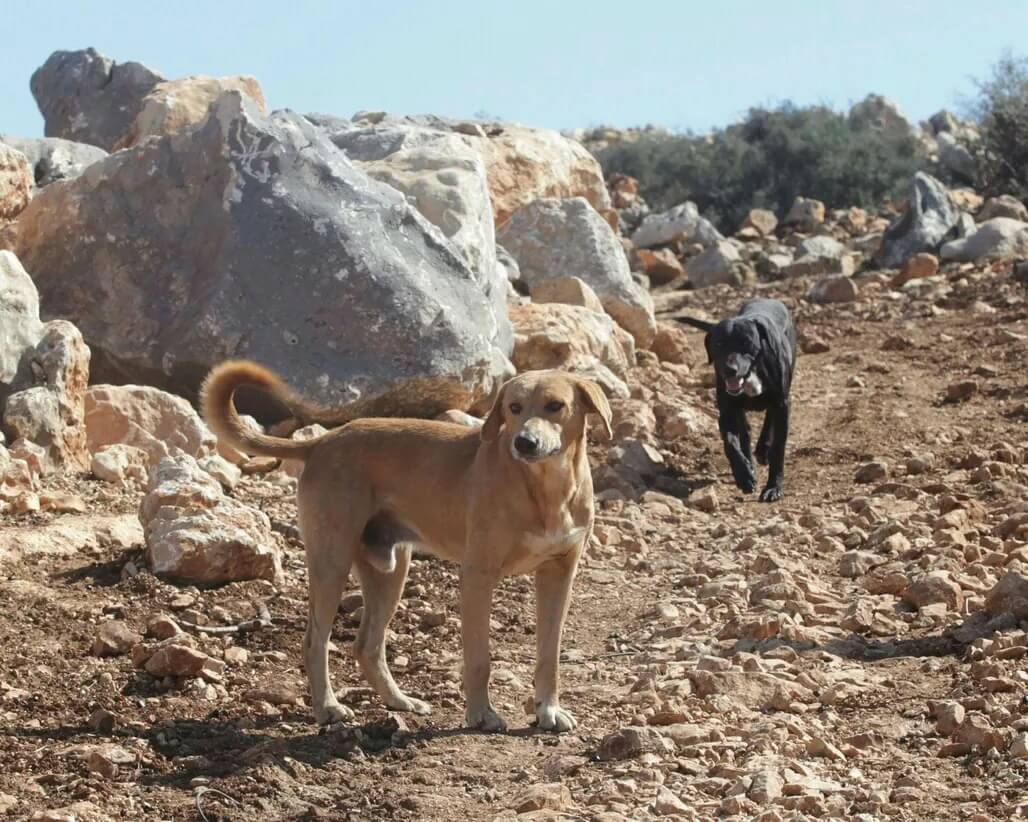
[30, 48, 165, 151]
[876, 173, 960, 268]
[940, 218, 1028, 263]
[630, 201, 723, 249]
[498, 197, 656, 348]
[13, 92, 512, 418]
[0, 135, 107, 189]
[309, 118, 511, 341]
[359, 135, 510, 350]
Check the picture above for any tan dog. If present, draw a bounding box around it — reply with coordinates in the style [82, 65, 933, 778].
[201, 361, 611, 733]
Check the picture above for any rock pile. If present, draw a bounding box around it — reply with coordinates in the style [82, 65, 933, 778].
[603, 164, 1026, 302]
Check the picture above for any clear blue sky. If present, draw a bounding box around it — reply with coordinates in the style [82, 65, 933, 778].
[3, 1, 1026, 139]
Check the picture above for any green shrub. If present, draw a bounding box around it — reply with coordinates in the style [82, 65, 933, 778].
[968, 52, 1028, 200]
[597, 103, 926, 233]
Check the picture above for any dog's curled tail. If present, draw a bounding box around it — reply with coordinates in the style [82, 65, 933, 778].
[673, 315, 716, 333]
[200, 360, 322, 461]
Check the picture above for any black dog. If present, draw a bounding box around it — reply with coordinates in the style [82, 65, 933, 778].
[676, 299, 796, 502]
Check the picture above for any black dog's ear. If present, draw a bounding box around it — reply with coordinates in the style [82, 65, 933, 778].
[703, 333, 714, 365]
[753, 317, 788, 391]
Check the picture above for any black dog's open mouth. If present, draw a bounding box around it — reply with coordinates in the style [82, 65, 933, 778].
[725, 375, 745, 394]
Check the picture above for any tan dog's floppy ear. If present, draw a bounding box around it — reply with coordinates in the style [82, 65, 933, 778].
[576, 378, 613, 440]
[480, 380, 509, 442]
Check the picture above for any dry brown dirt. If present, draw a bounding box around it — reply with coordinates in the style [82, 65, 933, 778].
[0, 262, 1026, 821]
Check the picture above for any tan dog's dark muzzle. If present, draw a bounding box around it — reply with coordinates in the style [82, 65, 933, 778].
[513, 433, 540, 456]
[510, 418, 564, 462]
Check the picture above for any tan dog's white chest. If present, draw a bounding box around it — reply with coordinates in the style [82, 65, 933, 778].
[525, 526, 585, 556]
[503, 526, 586, 575]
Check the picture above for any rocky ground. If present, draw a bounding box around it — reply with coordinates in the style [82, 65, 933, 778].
[1, 258, 1026, 822]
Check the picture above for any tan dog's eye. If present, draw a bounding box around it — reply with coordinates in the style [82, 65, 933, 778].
[545, 401, 565, 413]
[509, 402, 523, 415]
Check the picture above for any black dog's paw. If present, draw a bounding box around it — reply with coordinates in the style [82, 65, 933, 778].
[736, 475, 757, 494]
[759, 485, 784, 502]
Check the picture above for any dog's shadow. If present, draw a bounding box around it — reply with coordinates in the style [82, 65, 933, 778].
[3, 711, 555, 791]
[648, 463, 714, 500]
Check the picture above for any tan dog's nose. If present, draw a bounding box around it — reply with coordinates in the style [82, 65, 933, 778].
[513, 433, 540, 456]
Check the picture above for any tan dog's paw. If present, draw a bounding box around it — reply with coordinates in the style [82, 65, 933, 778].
[465, 705, 508, 733]
[536, 703, 577, 733]
[387, 695, 433, 715]
[315, 702, 356, 725]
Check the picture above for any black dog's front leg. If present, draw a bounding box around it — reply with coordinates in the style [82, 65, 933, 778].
[759, 400, 790, 502]
[755, 413, 772, 466]
[718, 405, 756, 494]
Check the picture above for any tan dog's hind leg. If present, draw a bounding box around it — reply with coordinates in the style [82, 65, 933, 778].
[304, 555, 354, 725]
[353, 546, 431, 714]
[460, 562, 506, 732]
[299, 490, 367, 725]
[533, 551, 581, 732]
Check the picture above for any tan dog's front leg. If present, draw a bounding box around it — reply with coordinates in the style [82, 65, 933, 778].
[460, 563, 506, 732]
[533, 550, 581, 732]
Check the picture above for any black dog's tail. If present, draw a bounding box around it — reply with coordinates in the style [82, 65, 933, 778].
[673, 316, 716, 332]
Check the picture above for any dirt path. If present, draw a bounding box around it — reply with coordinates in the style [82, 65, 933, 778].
[1, 265, 1027, 821]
